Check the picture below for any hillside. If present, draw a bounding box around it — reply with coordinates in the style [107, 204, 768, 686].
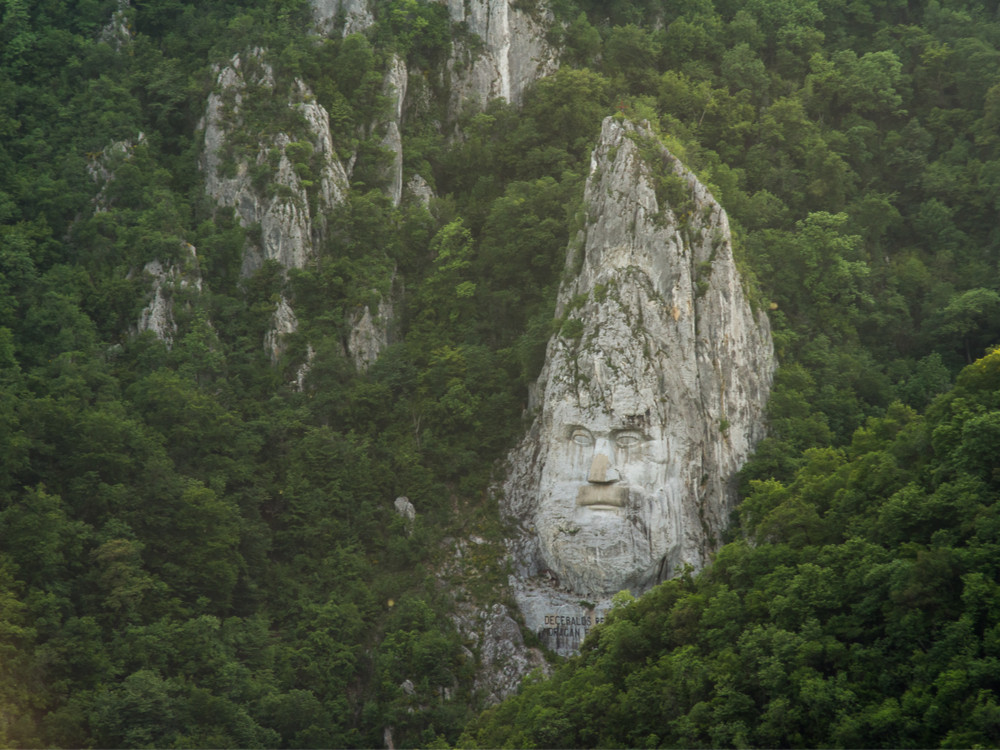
[2, 0, 1000, 747]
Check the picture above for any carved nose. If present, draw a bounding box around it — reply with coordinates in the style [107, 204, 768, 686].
[588, 452, 620, 483]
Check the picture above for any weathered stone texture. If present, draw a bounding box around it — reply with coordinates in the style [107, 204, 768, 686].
[503, 117, 775, 655]
[200, 52, 348, 277]
[309, 0, 375, 35]
[136, 243, 204, 348]
[444, 0, 559, 109]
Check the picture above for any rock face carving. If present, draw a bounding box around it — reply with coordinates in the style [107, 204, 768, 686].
[444, 0, 559, 109]
[503, 117, 775, 655]
[200, 51, 349, 276]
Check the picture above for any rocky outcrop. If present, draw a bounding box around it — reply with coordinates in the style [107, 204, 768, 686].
[346, 291, 394, 371]
[502, 116, 775, 655]
[406, 174, 435, 207]
[380, 55, 407, 206]
[309, 0, 374, 36]
[471, 603, 548, 704]
[445, 541, 549, 704]
[200, 51, 349, 276]
[265, 296, 298, 364]
[394, 496, 416, 522]
[100, 0, 133, 49]
[87, 133, 145, 212]
[444, 0, 559, 109]
[135, 243, 204, 348]
[201, 51, 359, 367]
[307, 0, 558, 110]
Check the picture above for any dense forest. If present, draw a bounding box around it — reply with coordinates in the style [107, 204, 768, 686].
[2, 0, 1000, 746]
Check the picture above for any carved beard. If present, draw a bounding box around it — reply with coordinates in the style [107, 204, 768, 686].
[535, 483, 670, 597]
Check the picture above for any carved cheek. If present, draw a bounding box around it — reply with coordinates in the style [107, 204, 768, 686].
[619, 447, 661, 486]
[615, 446, 644, 475]
[568, 444, 593, 476]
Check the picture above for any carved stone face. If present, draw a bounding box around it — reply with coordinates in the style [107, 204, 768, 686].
[531, 371, 688, 597]
[505, 117, 773, 654]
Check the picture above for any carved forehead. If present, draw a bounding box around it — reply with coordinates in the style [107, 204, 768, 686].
[542, 262, 682, 425]
[546, 335, 666, 412]
[546, 384, 661, 431]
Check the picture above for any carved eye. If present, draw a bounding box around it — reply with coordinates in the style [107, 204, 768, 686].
[615, 431, 643, 448]
[571, 428, 594, 447]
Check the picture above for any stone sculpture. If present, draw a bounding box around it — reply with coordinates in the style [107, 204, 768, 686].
[503, 117, 775, 655]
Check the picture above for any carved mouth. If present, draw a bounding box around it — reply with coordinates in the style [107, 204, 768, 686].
[577, 484, 628, 508]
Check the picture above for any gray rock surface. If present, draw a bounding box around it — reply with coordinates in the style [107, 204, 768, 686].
[200, 51, 348, 276]
[472, 603, 548, 704]
[307, 0, 558, 109]
[437, 534, 549, 705]
[444, 0, 559, 109]
[394, 496, 416, 522]
[201, 51, 360, 366]
[99, 0, 132, 49]
[295, 345, 316, 392]
[381, 121, 404, 207]
[136, 243, 204, 348]
[346, 291, 394, 371]
[503, 116, 775, 655]
[310, 0, 374, 35]
[406, 174, 435, 206]
[385, 53, 408, 124]
[380, 55, 408, 206]
[265, 296, 298, 364]
[87, 133, 145, 211]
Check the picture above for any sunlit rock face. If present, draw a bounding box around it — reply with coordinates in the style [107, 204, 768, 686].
[308, 0, 557, 111]
[200, 51, 349, 276]
[443, 0, 558, 109]
[347, 293, 394, 371]
[503, 117, 775, 654]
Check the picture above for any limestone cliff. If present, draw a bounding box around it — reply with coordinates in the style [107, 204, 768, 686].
[265, 296, 299, 365]
[444, 0, 559, 109]
[87, 133, 145, 212]
[502, 116, 775, 655]
[201, 51, 349, 276]
[347, 293, 395, 371]
[309, 0, 375, 36]
[379, 54, 407, 207]
[308, 0, 557, 111]
[99, 0, 133, 50]
[200, 51, 402, 371]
